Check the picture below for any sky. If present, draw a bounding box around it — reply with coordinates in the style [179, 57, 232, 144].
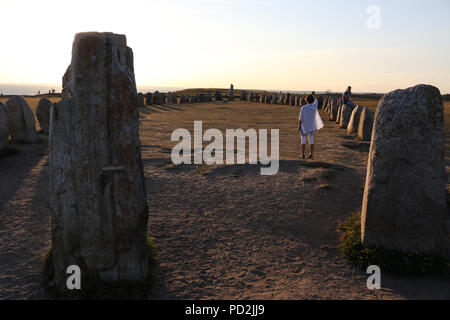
[0, 0, 449, 94]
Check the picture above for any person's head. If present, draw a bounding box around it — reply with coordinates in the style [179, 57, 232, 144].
[347, 86, 352, 92]
[306, 94, 315, 104]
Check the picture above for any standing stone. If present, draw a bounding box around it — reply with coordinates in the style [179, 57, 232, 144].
[145, 92, 152, 106]
[49, 32, 148, 294]
[5, 96, 38, 143]
[284, 93, 291, 105]
[0, 102, 9, 150]
[36, 98, 52, 134]
[228, 84, 234, 102]
[136, 92, 145, 108]
[152, 91, 160, 105]
[206, 92, 212, 102]
[336, 105, 342, 124]
[347, 105, 364, 134]
[330, 99, 339, 120]
[361, 84, 448, 257]
[240, 90, 247, 101]
[318, 96, 324, 109]
[358, 107, 374, 141]
[339, 104, 354, 128]
[215, 90, 223, 101]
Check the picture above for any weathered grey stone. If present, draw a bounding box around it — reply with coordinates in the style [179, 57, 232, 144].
[36, 98, 52, 134]
[5, 96, 38, 143]
[361, 84, 448, 258]
[0, 102, 9, 149]
[347, 105, 364, 134]
[167, 92, 177, 104]
[49, 32, 148, 294]
[206, 92, 212, 102]
[339, 104, 354, 128]
[228, 84, 234, 101]
[152, 91, 161, 105]
[145, 92, 152, 106]
[358, 107, 374, 141]
[136, 92, 145, 108]
[289, 95, 295, 106]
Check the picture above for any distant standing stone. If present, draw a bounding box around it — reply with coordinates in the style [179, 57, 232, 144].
[357, 107, 374, 141]
[145, 92, 152, 106]
[361, 84, 448, 258]
[228, 84, 234, 102]
[336, 105, 342, 124]
[346, 105, 364, 134]
[5, 96, 38, 143]
[36, 98, 52, 134]
[240, 90, 247, 101]
[137, 92, 145, 108]
[215, 90, 223, 101]
[339, 104, 354, 128]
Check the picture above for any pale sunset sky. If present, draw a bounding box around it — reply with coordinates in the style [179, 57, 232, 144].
[0, 0, 449, 94]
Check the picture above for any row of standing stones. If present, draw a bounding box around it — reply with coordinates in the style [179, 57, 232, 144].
[0, 32, 448, 297]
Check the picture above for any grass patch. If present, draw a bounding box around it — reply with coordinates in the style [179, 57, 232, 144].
[339, 211, 450, 278]
[43, 236, 158, 299]
[0, 146, 18, 159]
[164, 163, 180, 170]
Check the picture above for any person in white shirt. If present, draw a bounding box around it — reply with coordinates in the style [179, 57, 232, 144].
[297, 94, 324, 159]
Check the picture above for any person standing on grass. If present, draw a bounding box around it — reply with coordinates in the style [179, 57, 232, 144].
[298, 94, 324, 159]
[342, 86, 356, 107]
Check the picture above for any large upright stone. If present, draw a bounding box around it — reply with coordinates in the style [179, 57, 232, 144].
[361, 84, 448, 257]
[152, 91, 161, 105]
[358, 107, 374, 141]
[336, 105, 342, 124]
[339, 104, 354, 128]
[330, 99, 339, 120]
[0, 102, 9, 150]
[228, 84, 234, 102]
[49, 32, 148, 294]
[5, 96, 38, 143]
[347, 105, 364, 134]
[36, 98, 52, 134]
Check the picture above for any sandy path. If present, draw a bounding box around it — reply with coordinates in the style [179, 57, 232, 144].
[0, 101, 449, 299]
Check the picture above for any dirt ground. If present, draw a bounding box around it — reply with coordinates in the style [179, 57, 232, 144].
[0, 99, 449, 299]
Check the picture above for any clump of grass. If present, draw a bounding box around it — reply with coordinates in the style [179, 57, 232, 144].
[43, 236, 158, 299]
[318, 183, 336, 189]
[339, 211, 450, 278]
[164, 163, 180, 170]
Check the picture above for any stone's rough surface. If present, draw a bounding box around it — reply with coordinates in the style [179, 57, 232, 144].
[0, 102, 9, 149]
[361, 84, 448, 257]
[358, 107, 374, 141]
[145, 92, 152, 106]
[49, 32, 148, 294]
[228, 84, 234, 101]
[36, 98, 52, 134]
[339, 104, 354, 128]
[136, 92, 145, 108]
[5, 96, 38, 143]
[152, 91, 161, 105]
[330, 99, 338, 120]
[347, 105, 364, 134]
